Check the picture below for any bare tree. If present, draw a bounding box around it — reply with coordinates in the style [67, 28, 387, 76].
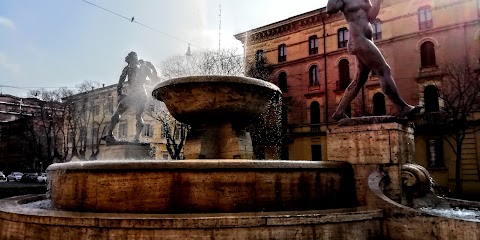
[161, 48, 244, 78]
[146, 101, 188, 160]
[26, 87, 74, 169]
[420, 59, 480, 194]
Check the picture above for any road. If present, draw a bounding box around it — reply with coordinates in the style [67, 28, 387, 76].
[0, 180, 46, 188]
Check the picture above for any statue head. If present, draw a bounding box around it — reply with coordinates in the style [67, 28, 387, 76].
[125, 51, 138, 64]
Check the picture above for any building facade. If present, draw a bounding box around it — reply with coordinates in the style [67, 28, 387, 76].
[235, 0, 480, 195]
[0, 94, 63, 172]
[63, 84, 172, 161]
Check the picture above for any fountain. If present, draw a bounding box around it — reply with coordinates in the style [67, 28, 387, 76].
[0, 76, 384, 239]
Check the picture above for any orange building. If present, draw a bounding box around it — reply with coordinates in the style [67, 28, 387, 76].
[235, 0, 480, 195]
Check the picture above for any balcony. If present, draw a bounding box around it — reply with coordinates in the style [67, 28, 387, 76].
[414, 112, 449, 127]
[310, 124, 321, 133]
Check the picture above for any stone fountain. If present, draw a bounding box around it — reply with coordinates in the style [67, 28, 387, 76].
[0, 76, 384, 239]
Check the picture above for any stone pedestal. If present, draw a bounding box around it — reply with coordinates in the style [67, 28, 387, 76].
[184, 123, 254, 159]
[327, 116, 414, 206]
[97, 143, 152, 160]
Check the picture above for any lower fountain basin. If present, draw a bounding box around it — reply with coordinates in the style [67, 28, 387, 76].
[47, 160, 356, 213]
[0, 195, 383, 240]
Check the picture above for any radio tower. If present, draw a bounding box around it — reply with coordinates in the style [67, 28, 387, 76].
[218, 4, 222, 51]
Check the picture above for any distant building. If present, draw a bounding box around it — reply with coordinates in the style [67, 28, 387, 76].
[235, 0, 480, 195]
[0, 94, 60, 172]
[63, 84, 171, 160]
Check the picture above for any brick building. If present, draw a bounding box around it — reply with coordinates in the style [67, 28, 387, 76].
[235, 0, 480, 195]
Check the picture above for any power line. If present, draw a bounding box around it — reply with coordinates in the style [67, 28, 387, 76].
[79, 0, 209, 51]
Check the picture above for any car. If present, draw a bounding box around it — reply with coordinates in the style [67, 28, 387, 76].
[37, 173, 47, 183]
[21, 173, 39, 183]
[7, 172, 23, 182]
[0, 171, 6, 181]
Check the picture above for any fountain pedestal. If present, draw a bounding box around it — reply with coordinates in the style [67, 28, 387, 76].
[185, 123, 254, 159]
[327, 116, 415, 206]
[97, 142, 152, 160]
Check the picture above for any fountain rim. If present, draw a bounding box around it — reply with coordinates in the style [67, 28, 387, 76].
[46, 160, 351, 171]
[152, 75, 281, 93]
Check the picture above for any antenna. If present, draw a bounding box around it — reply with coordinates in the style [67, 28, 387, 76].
[218, 4, 222, 51]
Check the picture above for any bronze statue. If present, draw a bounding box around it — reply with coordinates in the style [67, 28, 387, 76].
[103, 51, 158, 143]
[327, 0, 421, 120]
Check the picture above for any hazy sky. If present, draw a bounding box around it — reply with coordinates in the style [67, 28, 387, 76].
[0, 0, 328, 96]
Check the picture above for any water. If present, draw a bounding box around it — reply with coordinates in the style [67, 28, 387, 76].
[420, 207, 480, 220]
[23, 199, 58, 210]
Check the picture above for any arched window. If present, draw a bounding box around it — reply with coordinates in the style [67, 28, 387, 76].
[424, 85, 439, 112]
[309, 35, 319, 55]
[310, 101, 321, 125]
[278, 72, 288, 92]
[338, 59, 350, 90]
[255, 50, 264, 62]
[278, 44, 287, 62]
[309, 65, 319, 86]
[418, 6, 433, 30]
[372, 20, 382, 40]
[420, 41, 436, 67]
[338, 28, 349, 48]
[373, 93, 386, 116]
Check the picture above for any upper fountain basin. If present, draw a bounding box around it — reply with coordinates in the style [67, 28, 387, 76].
[152, 75, 281, 125]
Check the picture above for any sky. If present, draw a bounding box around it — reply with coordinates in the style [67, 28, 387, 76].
[0, 0, 328, 97]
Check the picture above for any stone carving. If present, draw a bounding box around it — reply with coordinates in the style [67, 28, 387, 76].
[327, 0, 422, 120]
[103, 51, 158, 143]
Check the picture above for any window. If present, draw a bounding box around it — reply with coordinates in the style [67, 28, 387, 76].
[92, 103, 100, 115]
[424, 85, 439, 112]
[278, 72, 288, 92]
[119, 123, 127, 138]
[143, 124, 153, 137]
[338, 28, 349, 48]
[92, 127, 99, 142]
[372, 20, 382, 40]
[67, 131, 73, 143]
[106, 98, 113, 114]
[418, 6, 433, 30]
[255, 50, 264, 62]
[338, 59, 350, 90]
[427, 138, 444, 168]
[310, 101, 321, 125]
[309, 65, 319, 86]
[373, 93, 386, 116]
[281, 145, 289, 160]
[311, 145, 322, 161]
[345, 105, 352, 118]
[161, 123, 168, 139]
[278, 44, 287, 62]
[478, 0, 480, 17]
[309, 35, 318, 55]
[420, 41, 436, 67]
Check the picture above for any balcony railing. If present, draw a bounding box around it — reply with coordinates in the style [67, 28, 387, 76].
[310, 124, 321, 133]
[414, 112, 449, 126]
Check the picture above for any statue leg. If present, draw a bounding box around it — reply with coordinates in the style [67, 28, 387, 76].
[105, 99, 127, 140]
[332, 58, 370, 121]
[355, 40, 422, 118]
[133, 101, 146, 142]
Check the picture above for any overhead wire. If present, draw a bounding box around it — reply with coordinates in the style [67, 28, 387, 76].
[79, 0, 209, 52]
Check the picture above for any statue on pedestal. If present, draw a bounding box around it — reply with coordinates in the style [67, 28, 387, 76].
[103, 51, 158, 144]
[327, 0, 422, 120]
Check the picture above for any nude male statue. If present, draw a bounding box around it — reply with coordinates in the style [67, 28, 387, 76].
[103, 51, 158, 143]
[327, 0, 422, 120]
